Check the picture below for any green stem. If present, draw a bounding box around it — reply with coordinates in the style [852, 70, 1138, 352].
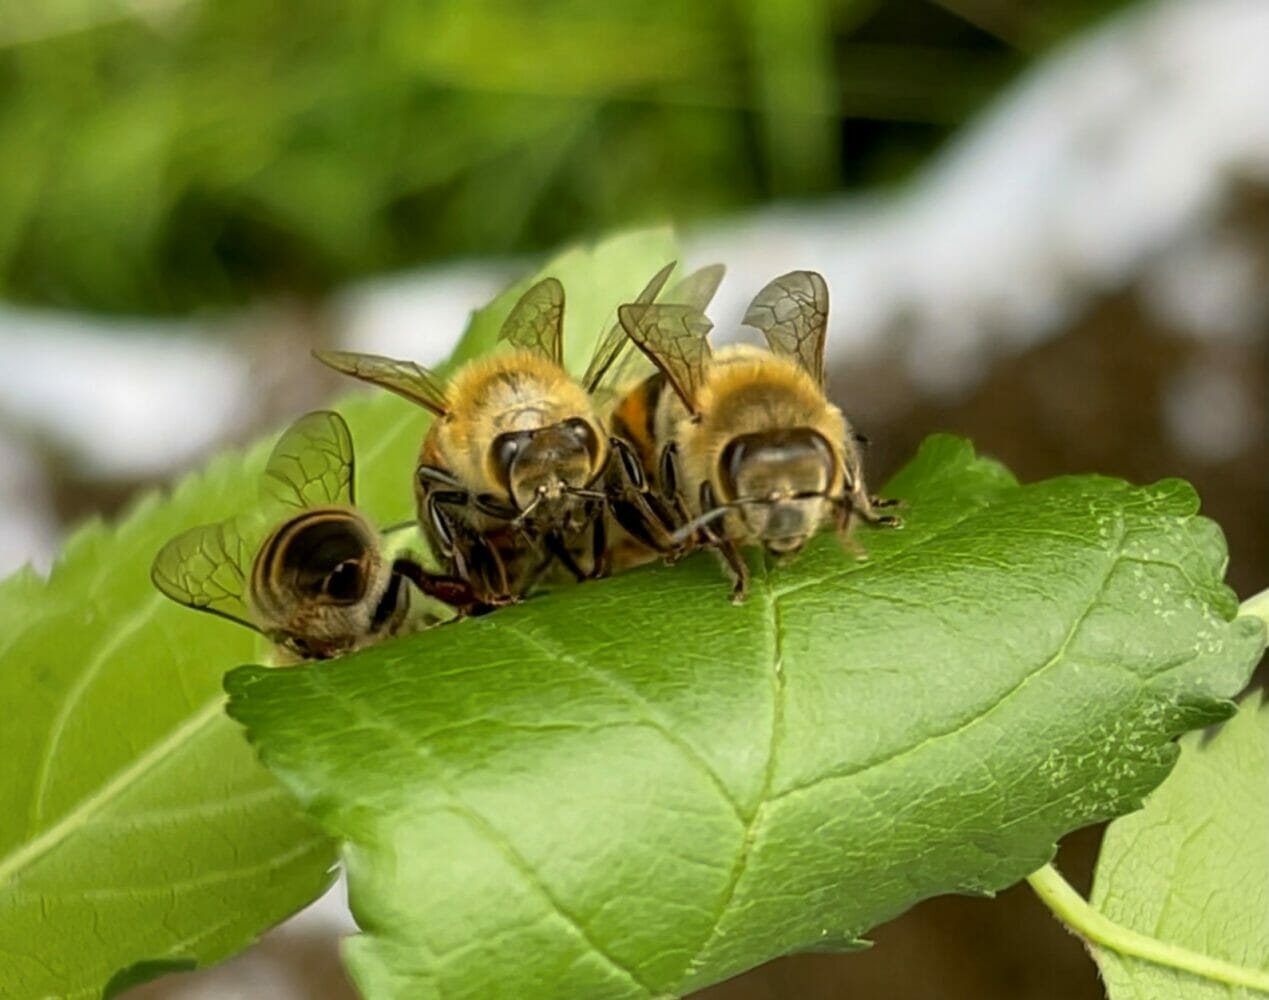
[1240, 586, 1269, 630]
[1027, 864, 1269, 992]
[1028, 589, 1269, 990]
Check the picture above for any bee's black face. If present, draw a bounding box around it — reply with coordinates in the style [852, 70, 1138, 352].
[718, 428, 837, 550]
[491, 417, 601, 514]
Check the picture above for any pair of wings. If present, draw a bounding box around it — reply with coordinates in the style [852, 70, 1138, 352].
[150, 410, 357, 633]
[312, 261, 727, 415]
[618, 270, 830, 413]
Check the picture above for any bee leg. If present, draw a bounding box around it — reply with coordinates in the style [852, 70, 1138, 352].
[849, 486, 903, 529]
[427, 491, 516, 608]
[610, 435, 649, 494]
[417, 463, 466, 492]
[833, 501, 870, 562]
[866, 495, 904, 526]
[861, 506, 903, 528]
[391, 557, 492, 617]
[424, 491, 468, 559]
[609, 437, 680, 553]
[471, 535, 516, 605]
[545, 532, 588, 583]
[717, 539, 749, 604]
[590, 512, 610, 578]
[696, 481, 746, 601]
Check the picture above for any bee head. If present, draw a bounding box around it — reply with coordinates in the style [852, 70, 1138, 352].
[253, 509, 387, 659]
[490, 417, 603, 516]
[717, 428, 837, 552]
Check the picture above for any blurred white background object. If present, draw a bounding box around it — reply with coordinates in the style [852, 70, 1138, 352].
[4, 0, 1267, 582]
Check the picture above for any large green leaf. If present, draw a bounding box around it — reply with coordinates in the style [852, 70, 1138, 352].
[226, 436, 1265, 1000]
[1091, 690, 1268, 999]
[0, 228, 677, 999]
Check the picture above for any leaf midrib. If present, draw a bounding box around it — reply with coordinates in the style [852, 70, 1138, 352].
[673, 517, 1130, 989]
[0, 695, 223, 886]
[305, 668, 665, 999]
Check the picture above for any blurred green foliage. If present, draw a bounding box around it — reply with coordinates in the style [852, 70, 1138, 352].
[0, 0, 1127, 315]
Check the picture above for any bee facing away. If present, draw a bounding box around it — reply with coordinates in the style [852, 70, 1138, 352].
[616, 270, 900, 601]
[314, 269, 666, 604]
[152, 410, 471, 664]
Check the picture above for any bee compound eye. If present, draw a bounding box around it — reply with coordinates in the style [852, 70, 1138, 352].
[323, 559, 364, 602]
[719, 437, 750, 500]
[491, 431, 531, 490]
[564, 416, 592, 440]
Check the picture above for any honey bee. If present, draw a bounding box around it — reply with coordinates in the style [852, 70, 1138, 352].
[313, 269, 657, 603]
[315, 263, 726, 604]
[615, 270, 900, 601]
[151, 410, 474, 664]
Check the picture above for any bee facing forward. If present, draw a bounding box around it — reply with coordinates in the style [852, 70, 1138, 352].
[616, 270, 900, 601]
[315, 270, 677, 604]
[151, 410, 469, 663]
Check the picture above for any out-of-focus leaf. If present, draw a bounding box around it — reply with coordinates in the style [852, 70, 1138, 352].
[227, 437, 1264, 999]
[0, 228, 676, 998]
[0, 0, 1134, 313]
[1091, 691, 1268, 999]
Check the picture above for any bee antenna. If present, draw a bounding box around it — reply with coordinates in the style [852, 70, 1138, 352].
[512, 491, 546, 529]
[669, 505, 735, 546]
[564, 487, 607, 502]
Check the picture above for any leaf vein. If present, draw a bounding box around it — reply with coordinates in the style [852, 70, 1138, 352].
[12, 836, 327, 902]
[305, 671, 662, 999]
[676, 563, 786, 984]
[0, 694, 223, 887]
[770, 527, 1127, 806]
[27, 592, 166, 833]
[772, 506, 986, 601]
[501, 624, 749, 825]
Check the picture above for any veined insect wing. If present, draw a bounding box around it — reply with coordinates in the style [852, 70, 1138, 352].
[312, 349, 450, 418]
[741, 270, 830, 386]
[616, 302, 714, 411]
[583, 261, 676, 392]
[498, 277, 565, 366]
[262, 409, 356, 512]
[585, 262, 727, 394]
[150, 515, 264, 634]
[666, 262, 726, 313]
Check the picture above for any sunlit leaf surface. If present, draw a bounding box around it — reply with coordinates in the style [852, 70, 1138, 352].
[228, 436, 1264, 999]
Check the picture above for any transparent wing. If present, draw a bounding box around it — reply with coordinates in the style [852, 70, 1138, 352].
[742, 270, 829, 385]
[499, 277, 564, 366]
[585, 262, 724, 394]
[616, 303, 713, 412]
[314, 350, 449, 417]
[263, 410, 356, 511]
[583, 261, 675, 392]
[667, 262, 726, 311]
[151, 520, 260, 633]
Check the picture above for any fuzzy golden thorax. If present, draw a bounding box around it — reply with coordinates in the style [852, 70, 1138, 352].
[666, 345, 851, 552]
[418, 351, 608, 528]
